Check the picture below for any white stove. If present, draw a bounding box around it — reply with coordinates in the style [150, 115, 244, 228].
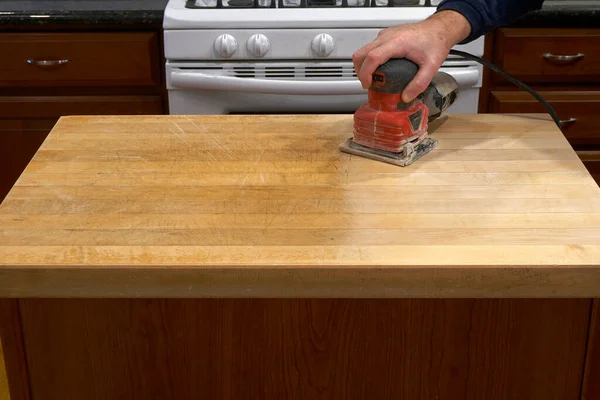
[163, 0, 484, 115]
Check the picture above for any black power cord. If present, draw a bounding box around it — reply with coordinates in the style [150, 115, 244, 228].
[448, 49, 562, 130]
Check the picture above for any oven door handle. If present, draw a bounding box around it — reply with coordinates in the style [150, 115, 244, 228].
[169, 67, 479, 95]
[170, 70, 366, 95]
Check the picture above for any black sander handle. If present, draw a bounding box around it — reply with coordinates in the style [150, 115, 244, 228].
[370, 58, 419, 94]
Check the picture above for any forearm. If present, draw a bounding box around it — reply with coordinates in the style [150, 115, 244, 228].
[435, 0, 544, 43]
[423, 9, 472, 48]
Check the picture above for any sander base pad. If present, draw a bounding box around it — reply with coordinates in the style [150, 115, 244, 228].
[339, 136, 437, 167]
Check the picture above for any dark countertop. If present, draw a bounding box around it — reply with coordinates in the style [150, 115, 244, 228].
[512, 2, 600, 28]
[0, 0, 598, 30]
[0, 0, 169, 28]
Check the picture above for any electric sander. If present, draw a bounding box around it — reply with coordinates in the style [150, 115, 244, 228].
[339, 58, 459, 167]
[340, 49, 565, 166]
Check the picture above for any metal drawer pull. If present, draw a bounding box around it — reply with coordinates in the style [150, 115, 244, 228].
[543, 53, 584, 62]
[559, 117, 577, 126]
[26, 59, 69, 66]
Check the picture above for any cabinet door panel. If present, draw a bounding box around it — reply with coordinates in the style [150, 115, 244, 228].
[16, 299, 593, 400]
[490, 91, 600, 147]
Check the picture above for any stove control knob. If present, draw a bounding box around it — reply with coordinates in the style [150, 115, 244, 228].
[214, 34, 238, 58]
[311, 33, 335, 57]
[247, 34, 270, 58]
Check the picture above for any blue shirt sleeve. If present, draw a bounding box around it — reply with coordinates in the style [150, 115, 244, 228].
[435, 0, 545, 43]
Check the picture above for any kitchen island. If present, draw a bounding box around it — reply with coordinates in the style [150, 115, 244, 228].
[1, 113, 599, 399]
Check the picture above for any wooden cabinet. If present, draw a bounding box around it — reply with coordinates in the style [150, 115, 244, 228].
[0, 95, 163, 200]
[0, 31, 166, 203]
[489, 90, 600, 148]
[0, 95, 163, 119]
[0, 32, 161, 88]
[5, 298, 594, 400]
[582, 300, 600, 400]
[578, 150, 600, 186]
[0, 123, 49, 205]
[480, 27, 600, 400]
[492, 29, 600, 84]
[480, 28, 600, 183]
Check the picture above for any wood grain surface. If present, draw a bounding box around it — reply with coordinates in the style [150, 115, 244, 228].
[1, 113, 599, 297]
[16, 298, 592, 400]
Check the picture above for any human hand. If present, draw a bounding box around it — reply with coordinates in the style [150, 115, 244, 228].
[352, 10, 471, 103]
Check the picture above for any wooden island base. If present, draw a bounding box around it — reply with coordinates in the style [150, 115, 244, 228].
[1, 298, 599, 400]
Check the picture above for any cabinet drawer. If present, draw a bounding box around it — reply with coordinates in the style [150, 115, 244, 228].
[578, 151, 600, 186]
[493, 28, 600, 83]
[0, 95, 163, 119]
[489, 91, 600, 147]
[0, 32, 160, 88]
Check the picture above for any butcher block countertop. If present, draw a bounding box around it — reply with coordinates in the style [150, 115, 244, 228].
[1, 113, 600, 298]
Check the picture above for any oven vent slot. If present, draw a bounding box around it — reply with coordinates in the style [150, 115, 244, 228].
[305, 66, 354, 78]
[265, 66, 295, 78]
[230, 65, 356, 80]
[233, 66, 256, 78]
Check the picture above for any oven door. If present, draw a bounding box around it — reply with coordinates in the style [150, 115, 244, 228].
[165, 59, 482, 115]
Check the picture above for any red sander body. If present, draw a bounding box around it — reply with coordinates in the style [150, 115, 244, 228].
[340, 58, 459, 166]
